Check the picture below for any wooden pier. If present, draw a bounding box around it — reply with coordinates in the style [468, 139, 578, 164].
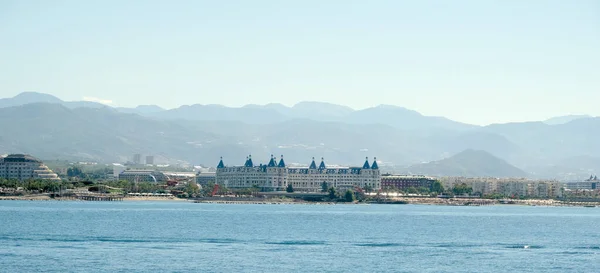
[76, 195, 123, 201]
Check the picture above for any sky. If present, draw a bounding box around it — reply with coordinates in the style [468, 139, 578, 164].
[0, 0, 599, 125]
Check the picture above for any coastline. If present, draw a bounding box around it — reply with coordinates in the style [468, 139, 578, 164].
[1, 195, 599, 207]
[0, 195, 189, 202]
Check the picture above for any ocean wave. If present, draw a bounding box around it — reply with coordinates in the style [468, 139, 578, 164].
[433, 243, 482, 248]
[0, 235, 242, 245]
[354, 243, 407, 247]
[265, 240, 327, 246]
[574, 246, 600, 250]
[559, 251, 594, 255]
[504, 245, 544, 249]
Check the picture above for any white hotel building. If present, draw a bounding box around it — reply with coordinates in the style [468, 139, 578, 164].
[215, 155, 381, 192]
[0, 154, 61, 181]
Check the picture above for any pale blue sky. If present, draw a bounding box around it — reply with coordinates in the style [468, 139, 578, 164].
[1, 0, 598, 125]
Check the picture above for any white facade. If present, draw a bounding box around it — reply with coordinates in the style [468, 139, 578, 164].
[0, 154, 61, 181]
[215, 155, 381, 192]
[112, 163, 127, 178]
[439, 177, 562, 198]
[118, 170, 169, 183]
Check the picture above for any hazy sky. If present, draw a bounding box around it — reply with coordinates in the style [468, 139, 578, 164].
[1, 0, 598, 125]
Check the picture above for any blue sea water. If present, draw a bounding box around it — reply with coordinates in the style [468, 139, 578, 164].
[0, 201, 599, 272]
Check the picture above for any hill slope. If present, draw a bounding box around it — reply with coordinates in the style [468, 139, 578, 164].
[0, 103, 218, 164]
[544, 115, 592, 125]
[406, 150, 528, 177]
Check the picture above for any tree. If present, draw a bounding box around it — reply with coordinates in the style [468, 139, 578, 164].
[201, 182, 216, 196]
[251, 184, 260, 194]
[328, 187, 337, 200]
[344, 190, 355, 202]
[430, 180, 444, 194]
[364, 185, 374, 193]
[321, 181, 328, 192]
[417, 186, 430, 194]
[452, 183, 473, 195]
[406, 187, 418, 194]
[185, 182, 200, 196]
[43, 182, 61, 193]
[67, 166, 86, 180]
[286, 184, 294, 193]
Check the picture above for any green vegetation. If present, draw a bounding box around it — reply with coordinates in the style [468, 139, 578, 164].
[185, 182, 200, 196]
[321, 182, 328, 192]
[286, 184, 294, 193]
[430, 180, 444, 194]
[65, 165, 112, 181]
[452, 183, 473, 195]
[344, 190, 356, 202]
[0, 178, 72, 194]
[328, 187, 337, 199]
[66, 166, 84, 178]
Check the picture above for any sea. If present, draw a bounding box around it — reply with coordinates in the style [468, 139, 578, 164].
[0, 201, 599, 273]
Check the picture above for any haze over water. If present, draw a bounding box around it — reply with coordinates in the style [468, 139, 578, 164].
[1, 201, 599, 272]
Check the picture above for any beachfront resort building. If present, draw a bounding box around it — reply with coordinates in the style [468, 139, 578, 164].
[0, 154, 61, 181]
[196, 172, 216, 186]
[564, 175, 599, 190]
[118, 170, 169, 183]
[381, 175, 436, 190]
[215, 155, 381, 192]
[439, 177, 563, 198]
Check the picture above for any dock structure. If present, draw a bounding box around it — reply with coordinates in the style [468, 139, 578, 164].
[76, 195, 123, 201]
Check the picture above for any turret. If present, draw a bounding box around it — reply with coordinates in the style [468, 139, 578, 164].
[245, 155, 254, 167]
[278, 155, 286, 167]
[309, 157, 317, 169]
[267, 154, 277, 167]
[318, 157, 326, 170]
[217, 157, 225, 169]
[362, 157, 371, 169]
[371, 157, 379, 170]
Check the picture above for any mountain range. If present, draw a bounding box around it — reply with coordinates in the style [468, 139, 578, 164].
[0, 92, 598, 180]
[405, 150, 528, 178]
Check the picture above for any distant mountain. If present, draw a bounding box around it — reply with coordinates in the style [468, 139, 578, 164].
[480, 117, 600, 167]
[1, 92, 600, 179]
[116, 105, 165, 115]
[0, 92, 478, 132]
[0, 92, 109, 109]
[406, 149, 528, 177]
[526, 155, 600, 180]
[242, 102, 353, 121]
[0, 92, 62, 108]
[346, 105, 476, 131]
[142, 101, 476, 131]
[0, 103, 217, 164]
[153, 101, 355, 124]
[544, 115, 592, 125]
[153, 104, 288, 124]
[290, 101, 354, 120]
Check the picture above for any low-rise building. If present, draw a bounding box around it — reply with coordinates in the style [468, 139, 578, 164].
[196, 172, 216, 186]
[439, 177, 562, 198]
[0, 154, 61, 181]
[564, 175, 599, 190]
[118, 170, 169, 183]
[381, 175, 436, 190]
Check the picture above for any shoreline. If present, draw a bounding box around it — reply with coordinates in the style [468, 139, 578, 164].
[1, 195, 599, 207]
[0, 195, 189, 202]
